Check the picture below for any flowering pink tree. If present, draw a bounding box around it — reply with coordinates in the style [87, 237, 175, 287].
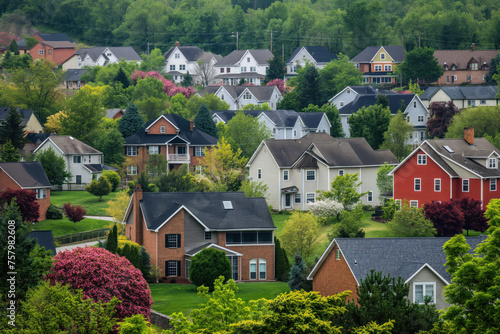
[47, 247, 153, 320]
[266, 79, 286, 95]
[131, 70, 196, 98]
[0, 32, 20, 47]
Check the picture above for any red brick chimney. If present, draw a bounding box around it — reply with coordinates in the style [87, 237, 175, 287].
[464, 127, 474, 145]
[175, 41, 180, 47]
[471, 43, 475, 51]
[132, 184, 144, 245]
[190, 121, 194, 132]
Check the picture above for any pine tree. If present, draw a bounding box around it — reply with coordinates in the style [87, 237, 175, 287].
[118, 103, 145, 138]
[181, 71, 193, 87]
[275, 237, 291, 282]
[8, 39, 19, 55]
[264, 53, 285, 84]
[139, 247, 151, 281]
[298, 65, 323, 109]
[288, 252, 306, 291]
[1, 140, 21, 162]
[114, 67, 130, 88]
[106, 225, 118, 254]
[194, 104, 218, 137]
[0, 107, 27, 149]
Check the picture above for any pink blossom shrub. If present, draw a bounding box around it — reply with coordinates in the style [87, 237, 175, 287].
[131, 70, 196, 98]
[47, 247, 153, 320]
[266, 79, 286, 95]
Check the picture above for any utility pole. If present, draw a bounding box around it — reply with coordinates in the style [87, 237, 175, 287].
[232, 32, 239, 50]
[282, 44, 284, 63]
[270, 30, 273, 53]
[147, 42, 150, 58]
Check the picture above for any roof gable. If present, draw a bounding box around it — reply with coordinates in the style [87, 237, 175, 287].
[0, 161, 51, 188]
[371, 46, 395, 62]
[34, 136, 101, 155]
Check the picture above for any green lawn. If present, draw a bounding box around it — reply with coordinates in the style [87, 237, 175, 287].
[50, 191, 118, 216]
[33, 217, 110, 236]
[149, 282, 290, 316]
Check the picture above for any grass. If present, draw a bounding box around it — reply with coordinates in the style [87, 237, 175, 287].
[33, 217, 110, 236]
[50, 191, 118, 216]
[149, 282, 290, 316]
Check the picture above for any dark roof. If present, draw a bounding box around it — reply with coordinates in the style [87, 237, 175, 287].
[0, 162, 51, 188]
[339, 94, 416, 115]
[163, 46, 204, 61]
[124, 114, 218, 146]
[28, 230, 57, 255]
[138, 192, 276, 231]
[215, 72, 265, 79]
[76, 47, 106, 61]
[212, 110, 324, 129]
[17, 39, 27, 50]
[434, 50, 498, 70]
[215, 49, 273, 66]
[83, 164, 119, 173]
[351, 45, 405, 63]
[287, 46, 337, 64]
[25, 133, 52, 144]
[311, 236, 487, 283]
[36, 33, 73, 42]
[420, 86, 498, 101]
[205, 86, 278, 102]
[0, 107, 37, 127]
[106, 47, 142, 61]
[64, 69, 88, 82]
[37, 136, 101, 155]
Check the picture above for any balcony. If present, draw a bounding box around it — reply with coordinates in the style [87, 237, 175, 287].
[168, 154, 189, 163]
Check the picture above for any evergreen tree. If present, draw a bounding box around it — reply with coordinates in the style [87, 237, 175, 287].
[0, 140, 21, 162]
[298, 65, 323, 109]
[118, 103, 145, 138]
[194, 104, 218, 137]
[375, 94, 389, 108]
[114, 67, 130, 88]
[264, 52, 285, 84]
[181, 71, 194, 87]
[139, 247, 151, 281]
[275, 237, 290, 282]
[0, 107, 26, 149]
[8, 40, 20, 55]
[288, 252, 306, 291]
[106, 225, 117, 254]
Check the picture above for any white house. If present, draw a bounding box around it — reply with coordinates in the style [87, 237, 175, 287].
[246, 132, 399, 210]
[71, 47, 142, 69]
[213, 49, 273, 86]
[286, 46, 336, 76]
[420, 86, 499, 109]
[212, 110, 331, 139]
[203, 85, 282, 110]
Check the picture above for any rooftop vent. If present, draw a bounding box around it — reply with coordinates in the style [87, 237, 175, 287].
[443, 145, 454, 154]
[69, 136, 74, 140]
[223, 201, 233, 210]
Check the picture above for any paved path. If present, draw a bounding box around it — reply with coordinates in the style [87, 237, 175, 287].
[84, 215, 114, 221]
[56, 240, 100, 253]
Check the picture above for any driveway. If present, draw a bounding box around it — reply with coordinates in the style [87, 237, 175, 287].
[56, 240, 100, 253]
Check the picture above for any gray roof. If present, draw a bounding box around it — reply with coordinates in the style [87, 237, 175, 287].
[138, 192, 276, 231]
[0, 107, 38, 127]
[262, 132, 398, 168]
[39, 136, 101, 155]
[83, 164, 119, 173]
[420, 86, 498, 101]
[107, 47, 142, 61]
[212, 110, 325, 129]
[64, 69, 88, 82]
[163, 46, 204, 61]
[339, 93, 416, 115]
[105, 109, 124, 119]
[35, 33, 73, 42]
[287, 46, 337, 64]
[0, 162, 51, 188]
[36, 41, 76, 49]
[28, 231, 57, 255]
[203, 85, 278, 102]
[76, 47, 106, 61]
[215, 49, 273, 66]
[351, 45, 405, 63]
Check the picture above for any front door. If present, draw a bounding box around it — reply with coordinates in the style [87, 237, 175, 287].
[76, 175, 82, 184]
[285, 194, 291, 207]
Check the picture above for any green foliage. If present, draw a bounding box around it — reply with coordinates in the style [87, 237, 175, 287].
[102, 170, 121, 192]
[146, 154, 168, 179]
[348, 105, 392, 150]
[376, 163, 394, 205]
[264, 52, 286, 84]
[277, 88, 300, 111]
[274, 237, 290, 282]
[194, 104, 218, 138]
[0, 107, 26, 149]
[8, 40, 19, 55]
[288, 252, 308, 291]
[136, 96, 167, 122]
[0, 52, 32, 70]
[319, 173, 367, 210]
[139, 247, 151, 281]
[118, 314, 156, 334]
[92, 128, 125, 165]
[46, 203, 63, 220]
[118, 103, 145, 138]
[280, 211, 320, 263]
[397, 47, 444, 83]
[239, 179, 269, 200]
[332, 204, 366, 238]
[155, 164, 194, 192]
[114, 66, 130, 88]
[34, 147, 72, 186]
[106, 225, 118, 254]
[0, 140, 20, 162]
[409, 80, 424, 96]
[139, 48, 166, 73]
[189, 248, 232, 291]
[242, 102, 271, 111]
[484, 52, 500, 85]
[86, 176, 112, 201]
[376, 94, 389, 109]
[445, 106, 500, 139]
[303, 104, 345, 138]
[386, 202, 436, 237]
[382, 199, 398, 221]
[181, 71, 194, 87]
[381, 110, 413, 160]
[298, 64, 323, 109]
[319, 54, 362, 100]
[184, 94, 229, 121]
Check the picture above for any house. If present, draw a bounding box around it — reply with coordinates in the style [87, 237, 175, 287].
[106, 108, 125, 120]
[390, 128, 500, 208]
[72, 46, 142, 69]
[420, 86, 498, 109]
[33, 136, 117, 190]
[351, 46, 405, 84]
[213, 49, 273, 86]
[329, 86, 428, 142]
[0, 107, 44, 134]
[202, 85, 282, 110]
[307, 236, 487, 310]
[123, 114, 217, 176]
[246, 132, 399, 210]
[62, 69, 88, 90]
[28, 41, 77, 66]
[0, 38, 28, 55]
[211, 110, 331, 139]
[21, 133, 53, 160]
[0, 161, 51, 221]
[123, 189, 276, 280]
[287, 46, 337, 76]
[434, 48, 498, 85]
[29, 230, 57, 255]
[163, 42, 222, 84]
[33, 33, 74, 43]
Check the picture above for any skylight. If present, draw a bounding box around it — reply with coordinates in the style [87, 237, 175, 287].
[223, 201, 233, 210]
[443, 145, 454, 154]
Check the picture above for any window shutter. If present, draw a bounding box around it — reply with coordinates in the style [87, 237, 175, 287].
[165, 234, 168, 248]
[177, 261, 181, 276]
[158, 146, 161, 154]
[177, 234, 181, 248]
[146, 146, 149, 153]
[165, 261, 169, 275]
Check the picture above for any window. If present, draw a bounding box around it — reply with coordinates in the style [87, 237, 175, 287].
[434, 179, 441, 192]
[488, 158, 497, 169]
[470, 63, 478, 70]
[205, 231, 212, 240]
[417, 155, 427, 165]
[48, 49, 52, 55]
[374, 65, 382, 71]
[170, 65, 176, 71]
[480, 100, 486, 105]
[410, 200, 418, 208]
[293, 130, 297, 138]
[339, 101, 344, 107]
[421, 131, 425, 142]
[490, 179, 497, 191]
[367, 191, 373, 202]
[243, 92, 251, 100]
[414, 178, 421, 191]
[159, 126, 165, 134]
[165, 234, 180, 248]
[452, 65, 456, 70]
[259, 259, 266, 279]
[126, 146, 138, 156]
[380, 53, 385, 60]
[468, 100, 476, 107]
[241, 66, 247, 72]
[167, 261, 179, 277]
[226, 68, 230, 73]
[36, 188, 46, 199]
[384, 65, 391, 71]
[446, 75, 449, 83]
[195, 165, 204, 175]
[338, 170, 344, 176]
[306, 193, 315, 203]
[295, 193, 301, 204]
[127, 165, 137, 175]
[250, 66, 256, 72]
[414, 283, 435, 304]
[220, 68, 224, 73]
[194, 147, 205, 157]
[250, 259, 257, 279]
[306, 170, 316, 181]
[462, 179, 469, 192]
[73, 155, 81, 163]
[467, 74, 471, 82]
[179, 64, 185, 71]
[406, 116, 411, 123]
[38, 49, 44, 55]
[283, 170, 289, 181]
[355, 63, 359, 69]
[174, 53, 180, 58]
[418, 115, 424, 123]
[247, 57, 250, 62]
[335, 249, 341, 260]
[229, 256, 238, 280]
[148, 146, 159, 155]
[257, 169, 262, 179]
[226, 231, 272, 245]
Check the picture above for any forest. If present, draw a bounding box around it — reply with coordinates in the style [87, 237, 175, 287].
[1, 0, 499, 58]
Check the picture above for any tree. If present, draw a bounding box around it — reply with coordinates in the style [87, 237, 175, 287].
[441, 199, 500, 333]
[8, 39, 19, 55]
[136, 96, 167, 122]
[102, 170, 120, 192]
[376, 163, 394, 205]
[194, 104, 218, 137]
[298, 65, 323, 109]
[381, 110, 413, 160]
[348, 104, 392, 150]
[303, 104, 345, 138]
[139, 48, 166, 73]
[118, 103, 145, 138]
[63, 203, 86, 230]
[397, 47, 444, 83]
[181, 71, 194, 87]
[118, 314, 156, 334]
[106, 225, 118, 254]
[427, 101, 460, 139]
[319, 54, 362, 101]
[266, 79, 286, 95]
[308, 198, 344, 224]
[376, 94, 389, 109]
[86, 176, 112, 201]
[146, 154, 168, 179]
[47, 247, 153, 321]
[264, 52, 285, 84]
[43, 111, 66, 133]
[34, 147, 72, 186]
[239, 179, 269, 200]
[423, 200, 464, 237]
[453, 197, 488, 236]
[445, 106, 500, 139]
[386, 202, 436, 237]
[155, 164, 194, 192]
[484, 52, 500, 85]
[114, 66, 130, 88]
[319, 173, 367, 210]
[0, 107, 26, 149]
[189, 248, 232, 291]
[332, 204, 366, 238]
[280, 211, 320, 263]
[274, 237, 290, 282]
[0, 140, 20, 162]
[139, 247, 151, 281]
[194, 59, 218, 87]
[242, 102, 271, 111]
[105, 190, 131, 226]
[92, 128, 125, 165]
[277, 88, 300, 111]
[288, 252, 308, 291]
[0, 188, 40, 223]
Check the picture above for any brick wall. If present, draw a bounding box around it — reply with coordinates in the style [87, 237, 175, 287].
[156, 210, 185, 276]
[147, 118, 178, 135]
[37, 188, 50, 221]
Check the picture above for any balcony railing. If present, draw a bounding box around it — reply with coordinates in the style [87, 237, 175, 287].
[168, 154, 189, 162]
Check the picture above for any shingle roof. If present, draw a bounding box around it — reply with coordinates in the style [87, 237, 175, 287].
[105, 109, 124, 119]
[76, 47, 106, 61]
[339, 94, 416, 115]
[106, 47, 142, 61]
[212, 110, 325, 129]
[420, 86, 498, 101]
[0, 161, 51, 188]
[83, 164, 119, 173]
[25, 133, 52, 144]
[28, 231, 57, 255]
[138, 192, 276, 231]
[351, 45, 405, 63]
[163, 46, 204, 61]
[434, 50, 498, 70]
[36, 33, 73, 42]
[37, 41, 77, 49]
[215, 49, 273, 66]
[0, 107, 36, 127]
[38, 136, 101, 155]
[64, 69, 88, 82]
[203, 86, 278, 102]
[287, 46, 337, 64]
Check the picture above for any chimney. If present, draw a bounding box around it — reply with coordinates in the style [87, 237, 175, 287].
[190, 121, 194, 132]
[464, 127, 474, 145]
[471, 43, 475, 51]
[133, 184, 144, 244]
[175, 41, 180, 47]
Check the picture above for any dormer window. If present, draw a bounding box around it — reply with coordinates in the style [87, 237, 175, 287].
[488, 158, 498, 169]
[470, 62, 478, 70]
[452, 65, 456, 70]
[443, 64, 448, 70]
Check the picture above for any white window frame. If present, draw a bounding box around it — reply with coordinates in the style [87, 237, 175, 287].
[417, 154, 427, 165]
[384, 64, 391, 71]
[241, 66, 247, 72]
[480, 100, 486, 105]
[126, 146, 138, 156]
[306, 193, 315, 203]
[257, 169, 262, 179]
[335, 249, 341, 260]
[250, 66, 256, 72]
[127, 165, 138, 175]
[73, 155, 81, 164]
[160, 126, 165, 133]
[167, 234, 178, 248]
[174, 53, 180, 59]
[148, 146, 159, 155]
[462, 179, 469, 192]
[283, 170, 289, 181]
[36, 188, 47, 199]
[250, 259, 257, 280]
[374, 65, 382, 71]
[414, 178, 421, 191]
[417, 115, 424, 123]
[259, 259, 266, 280]
[367, 191, 373, 202]
[167, 261, 178, 277]
[306, 170, 316, 181]
[490, 179, 497, 191]
[243, 92, 252, 100]
[179, 64, 186, 71]
[247, 57, 250, 62]
[38, 49, 44, 55]
[194, 147, 205, 157]
[410, 200, 418, 208]
[488, 158, 497, 169]
[380, 53, 385, 60]
[413, 282, 436, 304]
[170, 65, 176, 71]
[434, 179, 441, 192]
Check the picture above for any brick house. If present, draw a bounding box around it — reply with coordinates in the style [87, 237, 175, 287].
[307, 236, 487, 309]
[106, 108, 125, 120]
[123, 189, 276, 280]
[0, 162, 51, 221]
[28, 41, 77, 66]
[351, 46, 405, 84]
[123, 114, 217, 176]
[390, 128, 500, 208]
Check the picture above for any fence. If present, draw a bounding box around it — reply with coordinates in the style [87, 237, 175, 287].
[52, 183, 88, 191]
[54, 228, 109, 245]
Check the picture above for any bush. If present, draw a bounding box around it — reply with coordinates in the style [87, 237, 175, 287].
[189, 248, 232, 291]
[103, 170, 121, 192]
[46, 203, 63, 220]
[47, 247, 153, 321]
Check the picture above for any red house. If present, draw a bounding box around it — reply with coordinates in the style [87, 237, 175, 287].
[28, 41, 76, 66]
[390, 128, 500, 208]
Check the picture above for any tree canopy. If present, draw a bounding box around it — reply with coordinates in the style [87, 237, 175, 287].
[397, 47, 444, 83]
[348, 104, 392, 150]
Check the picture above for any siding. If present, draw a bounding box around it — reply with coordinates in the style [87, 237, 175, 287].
[408, 266, 450, 310]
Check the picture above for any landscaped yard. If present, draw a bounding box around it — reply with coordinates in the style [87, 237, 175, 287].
[50, 190, 118, 216]
[33, 217, 111, 236]
[149, 282, 290, 316]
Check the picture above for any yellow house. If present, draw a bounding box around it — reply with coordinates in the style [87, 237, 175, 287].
[0, 107, 44, 134]
[351, 45, 405, 84]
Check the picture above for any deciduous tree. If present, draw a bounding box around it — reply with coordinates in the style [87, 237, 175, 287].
[319, 173, 367, 210]
[427, 101, 460, 139]
[387, 202, 436, 237]
[348, 104, 392, 150]
[452, 197, 488, 236]
[105, 190, 131, 225]
[35, 147, 72, 186]
[423, 200, 464, 237]
[381, 110, 413, 160]
[319, 54, 362, 101]
[376, 163, 394, 205]
[189, 248, 232, 291]
[397, 47, 444, 83]
[86, 176, 112, 201]
[303, 104, 345, 138]
[92, 128, 125, 165]
[445, 106, 500, 139]
[63, 203, 86, 230]
[280, 211, 320, 263]
[0, 188, 40, 223]
[332, 204, 366, 238]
